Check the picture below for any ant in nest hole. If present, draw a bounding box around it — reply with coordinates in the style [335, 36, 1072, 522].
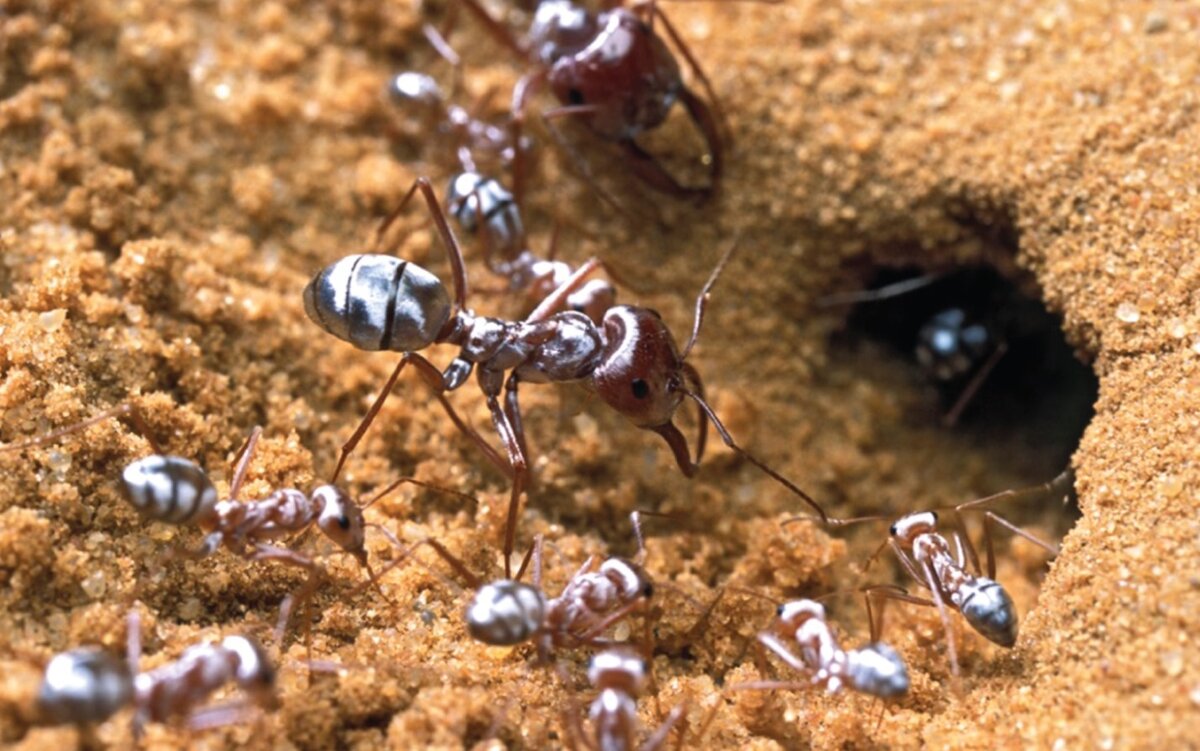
[0, 402, 475, 639]
[436, 0, 734, 204]
[35, 606, 276, 739]
[303, 176, 831, 581]
[787, 469, 1072, 683]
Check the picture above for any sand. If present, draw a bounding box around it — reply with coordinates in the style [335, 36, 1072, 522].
[0, 0, 1197, 748]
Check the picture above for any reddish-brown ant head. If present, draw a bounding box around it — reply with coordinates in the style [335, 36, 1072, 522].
[774, 599, 825, 634]
[889, 511, 938, 546]
[592, 306, 686, 430]
[546, 9, 682, 141]
[313, 486, 368, 565]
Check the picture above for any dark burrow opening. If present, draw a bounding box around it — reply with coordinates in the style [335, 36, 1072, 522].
[826, 263, 1096, 514]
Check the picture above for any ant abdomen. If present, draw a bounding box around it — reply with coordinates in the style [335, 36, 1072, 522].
[844, 643, 910, 698]
[122, 455, 218, 526]
[465, 580, 547, 646]
[37, 648, 132, 725]
[303, 254, 451, 353]
[958, 578, 1018, 647]
[446, 172, 525, 263]
[916, 307, 995, 382]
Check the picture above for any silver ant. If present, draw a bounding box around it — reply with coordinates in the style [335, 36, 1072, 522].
[36, 607, 277, 738]
[0, 402, 470, 634]
[733, 598, 909, 699]
[386, 519, 656, 661]
[793, 470, 1072, 680]
[303, 176, 829, 579]
[445, 169, 617, 324]
[563, 647, 720, 751]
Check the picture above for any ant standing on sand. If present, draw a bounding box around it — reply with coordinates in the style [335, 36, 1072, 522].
[303, 177, 830, 579]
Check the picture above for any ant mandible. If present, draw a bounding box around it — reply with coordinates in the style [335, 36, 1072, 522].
[303, 177, 828, 578]
[447, 0, 728, 202]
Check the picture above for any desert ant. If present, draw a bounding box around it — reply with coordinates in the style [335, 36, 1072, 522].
[303, 177, 829, 577]
[562, 647, 721, 751]
[447, 0, 728, 202]
[382, 526, 655, 661]
[790, 470, 1072, 681]
[0, 402, 472, 634]
[445, 169, 617, 324]
[36, 607, 277, 738]
[732, 598, 909, 699]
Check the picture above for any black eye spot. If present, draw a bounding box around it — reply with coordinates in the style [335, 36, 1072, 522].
[338, 515, 351, 530]
[567, 88, 585, 105]
[930, 511, 939, 522]
[631, 379, 650, 399]
[642, 583, 654, 599]
[776, 604, 785, 616]
[888, 523, 898, 536]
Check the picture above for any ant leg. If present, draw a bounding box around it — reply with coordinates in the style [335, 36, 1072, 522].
[640, 703, 686, 751]
[186, 700, 255, 732]
[526, 257, 603, 322]
[679, 364, 708, 467]
[332, 353, 509, 482]
[504, 371, 530, 467]
[376, 177, 469, 314]
[942, 341, 1008, 427]
[619, 138, 710, 200]
[756, 632, 813, 678]
[452, 0, 526, 57]
[862, 584, 935, 641]
[889, 539, 928, 587]
[483, 388, 528, 580]
[918, 558, 960, 681]
[0, 401, 165, 456]
[126, 604, 142, 678]
[228, 426, 263, 499]
[539, 115, 650, 226]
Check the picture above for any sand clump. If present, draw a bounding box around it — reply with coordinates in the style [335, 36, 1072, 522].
[1, 0, 1199, 748]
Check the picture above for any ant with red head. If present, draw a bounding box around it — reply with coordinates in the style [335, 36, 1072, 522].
[788, 470, 1072, 682]
[303, 176, 829, 578]
[0, 402, 472, 637]
[443, 0, 730, 203]
[35, 606, 278, 739]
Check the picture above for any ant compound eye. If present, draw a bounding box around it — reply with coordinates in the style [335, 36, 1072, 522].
[889, 523, 898, 536]
[338, 514, 351, 530]
[642, 583, 654, 599]
[929, 511, 939, 522]
[631, 379, 650, 399]
[776, 604, 785, 616]
[567, 88, 585, 105]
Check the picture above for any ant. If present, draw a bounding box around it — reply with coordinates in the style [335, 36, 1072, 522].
[387, 69, 523, 176]
[562, 647, 721, 751]
[732, 598, 909, 699]
[36, 607, 277, 738]
[0, 402, 471, 634]
[791, 470, 1072, 681]
[383, 527, 655, 661]
[303, 177, 829, 578]
[820, 268, 1014, 426]
[448, 0, 728, 202]
[445, 169, 618, 324]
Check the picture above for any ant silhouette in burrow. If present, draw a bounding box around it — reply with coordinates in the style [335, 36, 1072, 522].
[0, 403, 471, 636]
[303, 177, 829, 578]
[448, 0, 728, 202]
[789, 470, 1071, 681]
[732, 597, 909, 700]
[36, 607, 277, 738]
[445, 170, 618, 324]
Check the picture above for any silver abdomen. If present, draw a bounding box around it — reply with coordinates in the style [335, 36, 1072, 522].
[38, 648, 133, 725]
[959, 577, 1018, 647]
[445, 172, 524, 262]
[845, 643, 910, 698]
[121, 456, 218, 525]
[304, 254, 451, 352]
[466, 580, 547, 645]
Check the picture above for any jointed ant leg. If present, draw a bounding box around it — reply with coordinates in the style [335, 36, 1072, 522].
[228, 426, 263, 499]
[376, 177, 469, 313]
[0, 401, 165, 456]
[484, 387, 529, 579]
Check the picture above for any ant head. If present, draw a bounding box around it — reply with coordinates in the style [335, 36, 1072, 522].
[313, 486, 367, 565]
[592, 306, 686, 430]
[304, 255, 451, 353]
[889, 511, 938, 543]
[37, 648, 132, 726]
[775, 599, 825, 631]
[529, 0, 600, 65]
[545, 10, 682, 140]
[221, 636, 280, 710]
[587, 648, 649, 695]
[599, 558, 654, 603]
